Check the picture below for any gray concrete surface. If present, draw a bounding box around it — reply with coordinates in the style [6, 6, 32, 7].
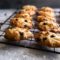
[0, 9, 60, 60]
[0, 44, 59, 60]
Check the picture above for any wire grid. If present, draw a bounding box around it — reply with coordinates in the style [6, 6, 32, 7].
[0, 9, 60, 54]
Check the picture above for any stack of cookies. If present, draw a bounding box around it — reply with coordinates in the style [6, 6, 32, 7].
[4, 5, 37, 41]
[35, 7, 60, 47]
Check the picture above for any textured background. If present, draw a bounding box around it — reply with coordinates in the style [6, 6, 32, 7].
[0, 0, 60, 60]
[0, 0, 60, 8]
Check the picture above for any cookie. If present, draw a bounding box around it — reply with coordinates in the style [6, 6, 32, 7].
[37, 11, 55, 17]
[4, 27, 33, 41]
[37, 15, 56, 22]
[15, 10, 32, 20]
[38, 21, 59, 31]
[35, 31, 60, 47]
[40, 7, 54, 13]
[10, 18, 33, 29]
[22, 5, 37, 16]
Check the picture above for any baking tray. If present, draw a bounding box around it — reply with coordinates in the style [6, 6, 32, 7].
[0, 9, 60, 54]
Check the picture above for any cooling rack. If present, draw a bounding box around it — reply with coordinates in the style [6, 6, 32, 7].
[0, 9, 60, 54]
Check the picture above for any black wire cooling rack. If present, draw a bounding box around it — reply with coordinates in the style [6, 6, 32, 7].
[0, 9, 60, 54]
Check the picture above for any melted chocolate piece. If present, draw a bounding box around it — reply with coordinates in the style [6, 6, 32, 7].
[43, 37, 47, 41]
[43, 23, 47, 25]
[16, 19, 18, 21]
[19, 32, 24, 40]
[25, 20, 27, 22]
[24, 25, 27, 28]
[18, 11, 21, 14]
[19, 32, 23, 36]
[51, 35, 55, 37]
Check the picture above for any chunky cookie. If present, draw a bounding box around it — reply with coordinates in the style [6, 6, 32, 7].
[4, 27, 33, 41]
[22, 5, 37, 16]
[37, 15, 56, 22]
[35, 31, 60, 47]
[40, 7, 54, 13]
[37, 11, 55, 17]
[38, 21, 59, 31]
[15, 10, 32, 20]
[10, 18, 33, 29]
[37, 7, 56, 22]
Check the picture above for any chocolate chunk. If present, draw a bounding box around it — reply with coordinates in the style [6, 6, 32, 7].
[43, 23, 47, 25]
[19, 32, 23, 36]
[18, 11, 21, 14]
[16, 19, 18, 21]
[24, 25, 27, 28]
[19, 32, 24, 40]
[25, 20, 27, 22]
[43, 37, 47, 41]
[51, 35, 55, 37]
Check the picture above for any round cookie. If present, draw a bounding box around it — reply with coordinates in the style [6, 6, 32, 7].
[4, 27, 33, 41]
[40, 7, 54, 13]
[38, 21, 59, 31]
[22, 5, 37, 16]
[35, 31, 60, 47]
[37, 15, 56, 22]
[14, 10, 32, 20]
[37, 11, 55, 17]
[10, 18, 33, 29]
